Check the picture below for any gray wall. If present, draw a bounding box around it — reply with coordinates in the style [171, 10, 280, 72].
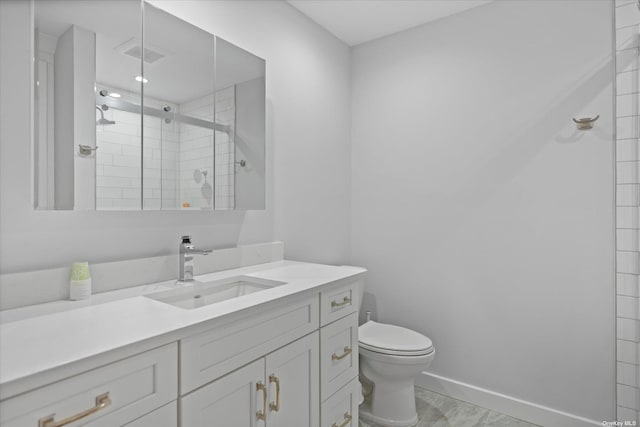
[350, 0, 615, 422]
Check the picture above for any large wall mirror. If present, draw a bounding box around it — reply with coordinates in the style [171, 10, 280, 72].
[33, 0, 266, 211]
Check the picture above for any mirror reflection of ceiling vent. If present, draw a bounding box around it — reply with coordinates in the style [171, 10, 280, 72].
[115, 38, 171, 64]
[123, 45, 165, 64]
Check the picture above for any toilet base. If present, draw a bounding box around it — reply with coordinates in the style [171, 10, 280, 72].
[359, 400, 418, 427]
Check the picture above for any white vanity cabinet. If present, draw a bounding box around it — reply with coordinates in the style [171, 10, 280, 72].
[181, 332, 319, 427]
[0, 265, 366, 427]
[0, 343, 178, 427]
[319, 280, 362, 427]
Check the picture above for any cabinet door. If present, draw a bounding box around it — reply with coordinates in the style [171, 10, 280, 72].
[122, 402, 177, 427]
[181, 359, 265, 427]
[266, 332, 319, 427]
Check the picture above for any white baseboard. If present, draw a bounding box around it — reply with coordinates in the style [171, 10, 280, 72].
[415, 371, 602, 427]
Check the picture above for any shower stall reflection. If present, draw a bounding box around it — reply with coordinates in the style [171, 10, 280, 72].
[95, 86, 236, 211]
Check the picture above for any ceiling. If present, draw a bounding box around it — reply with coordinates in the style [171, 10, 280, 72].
[287, 0, 493, 46]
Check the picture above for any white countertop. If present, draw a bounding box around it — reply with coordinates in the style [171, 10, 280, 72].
[0, 260, 365, 397]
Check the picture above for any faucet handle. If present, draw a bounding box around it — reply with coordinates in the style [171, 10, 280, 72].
[181, 235, 191, 243]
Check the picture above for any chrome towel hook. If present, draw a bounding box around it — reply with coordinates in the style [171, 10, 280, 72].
[572, 115, 599, 130]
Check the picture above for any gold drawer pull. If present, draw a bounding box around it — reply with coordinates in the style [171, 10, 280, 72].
[331, 346, 352, 361]
[331, 296, 351, 308]
[332, 412, 352, 427]
[38, 392, 111, 427]
[256, 381, 267, 420]
[269, 374, 281, 412]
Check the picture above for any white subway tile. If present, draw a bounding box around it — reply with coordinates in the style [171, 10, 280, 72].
[619, 229, 640, 251]
[618, 384, 640, 410]
[618, 406, 640, 424]
[96, 152, 113, 166]
[619, 94, 640, 118]
[143, 168, 161, 179]
[103, 165, 140, 178]
[619, 116, 640, 140]
[144, 158, 161, 169]
[618, 339, 640, 364]
[96, 175, 130, 188]
[619, 361, 640, 387]
[618, 184, 640, 206]
[619, 49, 640, 74]
[122, 145, 142, 157]
[96, 141, 122, 155]
[619, 207, 640, 228]
[617, 0, 636, 8]
[619, 317, 640, 342]
[619, 162, 640, 184]
[97, 130, 131, 145]
[111, 109, 140, 125]
[619, 295, 640, 319]
[108, 121, 140, 137]
[618, 25, 640, 52]
[111, 154, 141, 168]
[112, 199, 141, 210]
[617, 2, 640, 29]
[144, 199, 161, 210]
[143, 178, 161, 189]
[619, 274, 640, 297]
[95, 198, 113, 210]
[95, 187, 122, 199]
[122, 188, 141, 199]
[618, 139, 640, 162]
[618, 70, 640, 96]
[144, 137, 160, 149]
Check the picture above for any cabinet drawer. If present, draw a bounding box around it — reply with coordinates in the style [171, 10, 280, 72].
[121, 401, 177, 427]
[180, 294, 319, 394]
[0, 343, 177, 427]
[321, 378, 360, 427]
[320, 280, 361, 326]
[320, 312, 358, 401]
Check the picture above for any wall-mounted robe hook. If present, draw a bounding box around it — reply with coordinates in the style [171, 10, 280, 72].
[572, 115, 599, 130]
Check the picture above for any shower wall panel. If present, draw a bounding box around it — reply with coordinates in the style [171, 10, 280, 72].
[615, 0, 640, 423]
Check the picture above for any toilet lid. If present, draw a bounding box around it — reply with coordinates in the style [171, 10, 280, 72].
[359, 321, 433, 355]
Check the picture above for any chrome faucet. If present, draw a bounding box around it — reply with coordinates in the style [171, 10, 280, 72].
[179, 235, 212, 282]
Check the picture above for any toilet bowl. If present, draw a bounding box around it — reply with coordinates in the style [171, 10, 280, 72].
[358, 320, 435, 427]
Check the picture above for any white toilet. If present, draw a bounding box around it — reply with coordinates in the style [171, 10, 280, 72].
[358, 320, 435, 427]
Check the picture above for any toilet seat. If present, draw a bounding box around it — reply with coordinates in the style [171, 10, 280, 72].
[359, 321, 433, 356]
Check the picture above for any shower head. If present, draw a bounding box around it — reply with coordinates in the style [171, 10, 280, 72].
[95, 105, 116, 126]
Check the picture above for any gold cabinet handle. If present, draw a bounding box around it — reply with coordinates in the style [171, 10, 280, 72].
[256, 382, 267, 421]
[331, 296, 351, 308]
[268, 374, 281, 412]
[38, 392, 111, 427]
[332, 412, 352, 427]
[331, 346, 352, 361]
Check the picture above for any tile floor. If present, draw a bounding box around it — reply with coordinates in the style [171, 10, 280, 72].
[359, 387, 540, 427]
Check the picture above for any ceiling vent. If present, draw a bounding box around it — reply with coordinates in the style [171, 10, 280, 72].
[115, 38, 170, 64]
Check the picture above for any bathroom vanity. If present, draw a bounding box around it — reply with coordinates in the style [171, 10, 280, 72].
[0, 261, 364, 427]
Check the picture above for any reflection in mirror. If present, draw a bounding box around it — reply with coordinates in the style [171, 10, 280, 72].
[34, 0, 143, 210]
[142, 4, 266, 211]
[143, 3, 216, 210]
[33, 1, 266, 211]
[215, 37, 265, 210]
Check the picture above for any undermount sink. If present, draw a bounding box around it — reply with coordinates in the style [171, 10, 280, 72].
[145, 276, 286, 309]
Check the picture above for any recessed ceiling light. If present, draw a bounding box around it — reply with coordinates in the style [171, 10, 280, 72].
[135, 76, 149, 83]
[108, 92, 121, 99]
